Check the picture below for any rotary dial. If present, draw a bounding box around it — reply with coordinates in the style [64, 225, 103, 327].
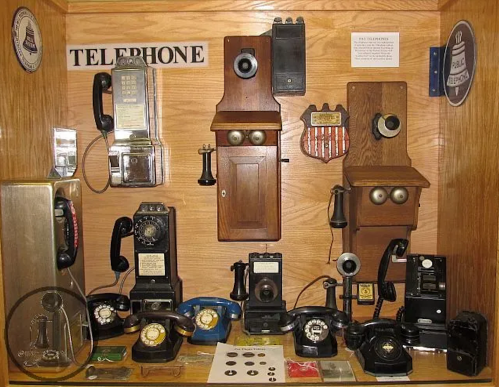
[304, 319, 329, 343]
[135, 216, 165, 246]
[195, 308, 219, 330]
[140, 323, 166, 347]
[93, 304, 116, 325]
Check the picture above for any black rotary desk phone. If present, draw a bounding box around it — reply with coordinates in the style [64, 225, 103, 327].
[123, 311, 195, 362]
[280, 282, 349, 358]
[344, 238, 419, 376]
[86, 217, 132, 340]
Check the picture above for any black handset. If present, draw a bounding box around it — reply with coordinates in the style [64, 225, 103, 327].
[87, 293, 130, 340]
[345, 318, 419, 376]
[54, 197, 79, 270]
[92, 72, 114, 133]
[280, 306, 349, 358]
[330, 185, 347, 228]
[110, 217, 133, 273]
[124, 311, 195, 363]
[374, 238, 408, 318]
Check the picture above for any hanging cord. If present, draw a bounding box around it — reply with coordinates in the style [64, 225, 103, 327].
[373, 297, 384, 319]
[396, 306, 405, 322]
[88, 272, 120, 296]
[119, 266, 135, 295]
[82, 133, 111, 194]
[241, 268, 251, 336]
[293, 275, 332, 309]
[326, 189, 335, 264]
[66, 268, 94, 364]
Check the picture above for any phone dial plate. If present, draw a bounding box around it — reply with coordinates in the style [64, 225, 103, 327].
[140, 323, 166, 347]
[304, 319, 329, 343]
[195, 308, 219, 330]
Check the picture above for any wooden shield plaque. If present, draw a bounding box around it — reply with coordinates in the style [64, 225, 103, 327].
[300, 103, 349, 163]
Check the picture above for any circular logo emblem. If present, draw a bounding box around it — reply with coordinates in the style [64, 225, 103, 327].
[12, 7, 43, 73]
[443, 20, 476, 107]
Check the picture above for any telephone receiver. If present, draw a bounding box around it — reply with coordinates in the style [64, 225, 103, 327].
[124, 311, 195, 363]
[111, 217, 133, 273]
[280, 306, 349, 358]
[330, 185, 347, 228]
[92, 72, 114, 133]
[344, 318, 419, 376]
[374, 239, 409, 319]
[177, 297, 241, 345]
[87, 293, 130, 340]
[54, 196, 79, 270]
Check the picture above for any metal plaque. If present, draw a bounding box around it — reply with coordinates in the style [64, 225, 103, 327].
[443, 20, 476, 107]
[300, 103, 349, 163]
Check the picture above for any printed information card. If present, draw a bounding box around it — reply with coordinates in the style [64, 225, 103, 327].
[351, 32, 400, 68]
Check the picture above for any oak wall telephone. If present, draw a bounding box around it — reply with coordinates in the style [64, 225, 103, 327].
[123, 311, 194, 363]
[177, 297, 241, 345]
[92, 56, 164, 187]
[280, 306, 348, 358]
[345, 319, 419, 376]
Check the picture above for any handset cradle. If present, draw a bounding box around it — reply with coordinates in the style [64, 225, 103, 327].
[178, 297, 241, 345]
[124, 311, 194, 363]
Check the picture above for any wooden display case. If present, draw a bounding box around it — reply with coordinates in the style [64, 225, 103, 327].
[1, 0, 499, 385]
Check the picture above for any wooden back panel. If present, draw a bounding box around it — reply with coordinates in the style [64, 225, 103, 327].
[345, 82, 411, 168]
[216, 36, 279, 113]
[65, 10, 440, 323]
[438, 0, 499, 367]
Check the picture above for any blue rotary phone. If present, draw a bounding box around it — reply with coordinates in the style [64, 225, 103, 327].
[177, 297, 241, 345]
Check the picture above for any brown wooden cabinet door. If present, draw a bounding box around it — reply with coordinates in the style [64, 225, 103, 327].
[217, 146, 280, 241]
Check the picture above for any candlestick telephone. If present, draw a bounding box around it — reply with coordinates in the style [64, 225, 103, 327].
[123, 311, 195, 362]
[177, 297, 241, 345]
[280, 306, 349, 358]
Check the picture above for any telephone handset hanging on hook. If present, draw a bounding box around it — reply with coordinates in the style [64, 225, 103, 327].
[54, 196, 79, 270]
[373, 239, 409, 319]
[330, 185, 348, 229]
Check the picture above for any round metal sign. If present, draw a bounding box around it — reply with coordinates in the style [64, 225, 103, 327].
[443, 20, 476, 107]
[12, 7, 43, 73]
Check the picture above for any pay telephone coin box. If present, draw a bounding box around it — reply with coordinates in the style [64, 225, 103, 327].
[94, 56, 164, 187]
[129, 203, 182, 314]
[210, 36, 282, 241]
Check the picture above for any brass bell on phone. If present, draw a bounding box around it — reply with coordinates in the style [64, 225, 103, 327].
[227, 130, 245, 146]
[369, 187, 388, 205]
[391, 187, 409, 204]
[248, 130, 266, 145]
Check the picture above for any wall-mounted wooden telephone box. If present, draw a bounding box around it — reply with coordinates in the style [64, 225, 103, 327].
[211, 36, 282, 241]
[343, 82, 430, 281]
